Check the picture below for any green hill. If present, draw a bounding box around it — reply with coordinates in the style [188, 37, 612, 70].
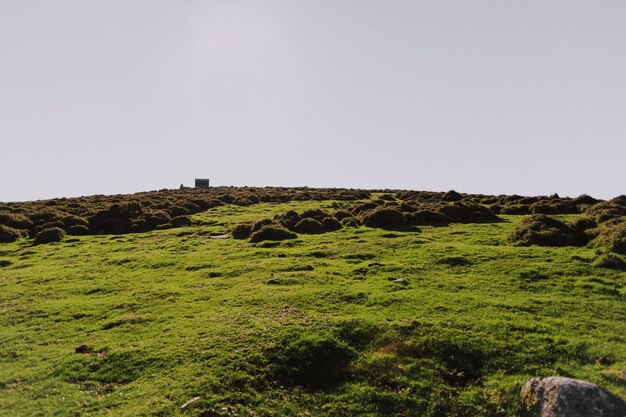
[0, 188, 624, 416]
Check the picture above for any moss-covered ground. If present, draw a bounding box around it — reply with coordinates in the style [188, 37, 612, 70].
[1, 198, 624, 416]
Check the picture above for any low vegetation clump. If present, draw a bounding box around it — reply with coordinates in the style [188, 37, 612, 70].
[606, 222, 626, 254]
[33, 227, 66, 244]
[0, 224, 25, 243]
[361, 207, 407, 229]
[168, 215, 192, 228]
[508, 214, 585, 247]
[249, 224, 297, 242]
[0, 211, 33, 230]
[231, 222, 253, 239]
[293, 217, 325, 234]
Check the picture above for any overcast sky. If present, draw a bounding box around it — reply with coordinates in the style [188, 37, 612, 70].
[1, 1, 625, 202]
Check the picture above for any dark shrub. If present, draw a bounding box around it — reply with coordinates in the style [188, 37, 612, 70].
[61, 215, 89, 228]
[437, 202, 499, 223]
[217, 194, 235, 204]
[233, 197, 254, 206]
[529, 200, 578, 215]
[407, 210, 450, 226]
[0, 212, 33, 230]
[379, 194, 396, 201]
[443, 190, 462, 202]
[488, 204, 502, 214]
[321, 216, 342, 232]
[333, 209, 354, 221]
[341, 217, 361, 227]
[34, 227, 66, 245]
[509, 215, 583, 247]
[168, 205, 189, 217]
[141, 210, 171, 229]
[0, 225, 25, 243]
[500, 204, 530, 215]
[362, 208, 406, 229]
[572, 217, 597, 232]
[398, 202, 418, 213]
[183, 202, 202, 214]
[247, 195, 261, 204]
[586, 201, 626, 224]
[300, 209, 330, 222]
[41, 220, 66, 231]
[574, 194, 600, 205]
[131, 218, 148, 232]
[251, 219, 273, 233]
[29, 209, 65, 226]
[267, 332, 357, 389]
[611, 195, 626, 205]
[294, 218, 325, 234]
[572, 217, 599, 242]
[232, 223, 252, 239]
[170, 216, 192, 227]
[68, 225, 90, 236]
[480, 196, 499, 205]
[89, 203, 143, 234]
[352, 201, 380, 215]
[601, 221, 626, 255]
[275, 210, 301, 230]
[191, 199, 212, 210]
[250, 225, 297, 243]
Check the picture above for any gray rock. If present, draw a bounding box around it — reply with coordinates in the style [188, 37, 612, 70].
[520, 376, 626, 417]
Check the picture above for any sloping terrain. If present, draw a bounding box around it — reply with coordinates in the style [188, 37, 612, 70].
[0, 188, 624, 416]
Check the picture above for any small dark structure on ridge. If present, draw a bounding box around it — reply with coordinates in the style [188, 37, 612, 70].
[195, 178, 210, 189]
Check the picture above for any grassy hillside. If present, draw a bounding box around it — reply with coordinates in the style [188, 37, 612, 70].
[0, 189, 624, 416]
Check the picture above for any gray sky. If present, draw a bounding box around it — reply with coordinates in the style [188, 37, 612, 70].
[1, 1, 625, 202]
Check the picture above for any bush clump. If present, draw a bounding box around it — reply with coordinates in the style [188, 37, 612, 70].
[321, 216, 342, 231]
[0, 211, 33, 231]
[443, 190, 462, 202]
[140, 210, 171, 230]
[499, 204, 530, 215]
[333, 209, 354, 221]
[231, 223, 253, 239]
[274, 210, 301, 230]
[89, 203, 143, 234]
[0, 225, 25, 243]
[341, 217, 361, 227]
[294, 218, 325, 234]
[34, 227, 66, 245]
[529, 200, 578, 215]
[361, 208, 406, 229]
[249, 225, 297, 243]
[251, 219, 274, 233]
[407, 210, 450, 226]
[67, 225, 90, 236]
[169, 216, 192, 227]
[600, 221, 626, 255]
[437, 202, 499, 223]
[509, 215, 583, 247]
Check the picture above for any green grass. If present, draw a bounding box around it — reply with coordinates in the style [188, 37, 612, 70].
[0, 200, 624, 416]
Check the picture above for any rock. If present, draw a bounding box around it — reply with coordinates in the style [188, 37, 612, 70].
[520, 376, 626, 417]
[393, 278, 407, 285]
